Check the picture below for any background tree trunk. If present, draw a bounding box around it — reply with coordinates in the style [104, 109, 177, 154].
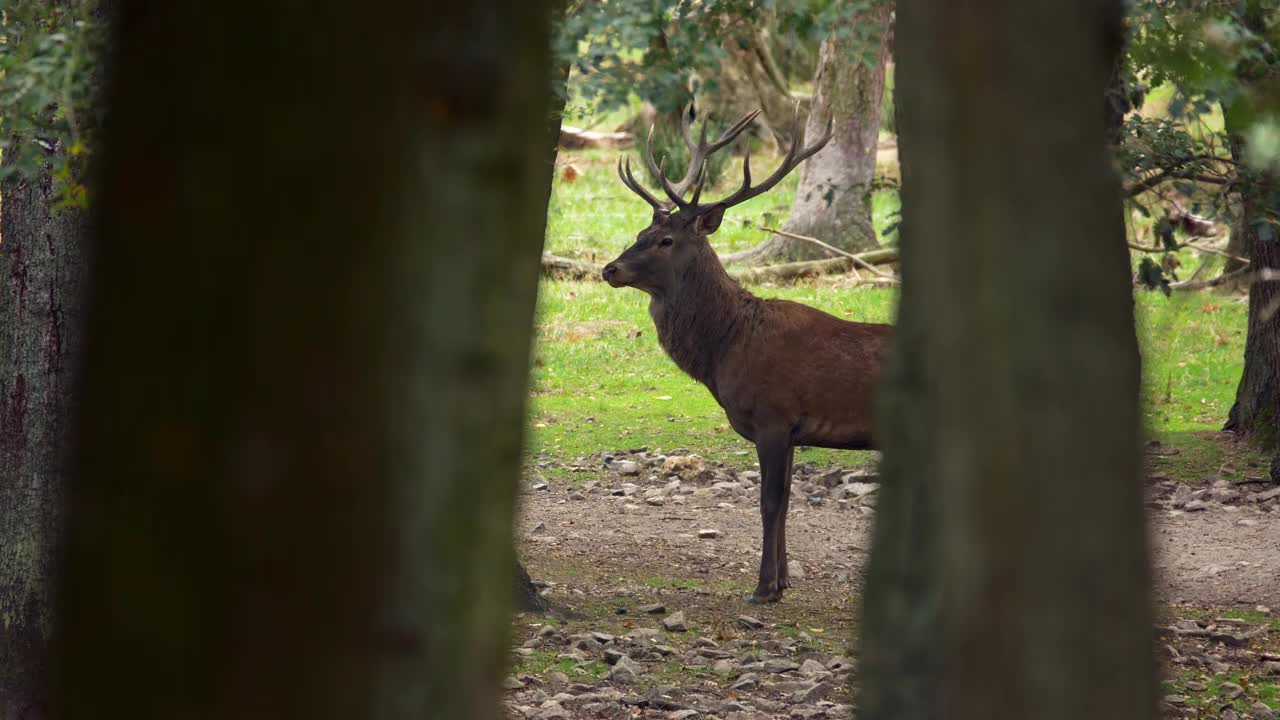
[53, 2, 551, 719]
[0, 168, 88, 720]
[726, 2, 891, 265]
[859, 1, 1156, 718]
[1223, 107, 1280, 446]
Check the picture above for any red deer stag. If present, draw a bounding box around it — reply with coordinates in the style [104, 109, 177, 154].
[602, 108, 891, 604]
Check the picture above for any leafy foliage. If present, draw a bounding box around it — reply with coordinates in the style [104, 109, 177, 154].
[0, 0, 104, 207]
[556, 0, 880, 115]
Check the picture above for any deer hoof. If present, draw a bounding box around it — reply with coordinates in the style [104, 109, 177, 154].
[745, 589, 784, 605]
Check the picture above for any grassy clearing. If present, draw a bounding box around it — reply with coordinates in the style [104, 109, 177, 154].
[530, 272, 1248, 472]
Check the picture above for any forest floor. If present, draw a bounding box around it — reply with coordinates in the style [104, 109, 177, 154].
[506, 432, 1280, 720]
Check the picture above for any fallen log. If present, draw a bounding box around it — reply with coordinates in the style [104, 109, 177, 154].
[558, 125, 634, 150]
[541, 248, 899, 285]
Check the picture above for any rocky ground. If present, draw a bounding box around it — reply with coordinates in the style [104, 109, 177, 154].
[507, 435, 1280, 719]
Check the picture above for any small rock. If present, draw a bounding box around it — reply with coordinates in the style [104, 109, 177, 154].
[1184, 499, 1210, 512]
[1222, 711, 1240, 720]
[1184, 681, 1206, 692]
[740, 471, 761, 483]
[791, 681, 831, 703]
[730, 673, 759, 690]
[662, 611, 688, 632]
[607, 655, 643, 684]
[1221, 681, 1245, 700]
[826, 656, 854, 672]
[1249, 701, 1279, 719]
[1163, 695, 1187, 706]
[763, 658, 801, 673]
[604, 648, 624, 665]
[546, 671, 570, 686]
[640, 603, 666, 615]
[712, 659, 737, 674]
[646, 496, 666, 506]
[698, 528, 722, 539]
[736, 615, 765, 630]
[502, 675, 525, 689]
[616, 461, 641, 476]
[799, 659, 828, 676]
[532, 482, 549, 491]
[1262, 661, 1280, 674]
[668, 711, 700, 720]
[787, 560, 806, 581]
[568, 491, 585, 501]
[534, 701, 571, 719]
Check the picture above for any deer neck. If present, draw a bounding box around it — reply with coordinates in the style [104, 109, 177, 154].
[649, 250, 757, 386]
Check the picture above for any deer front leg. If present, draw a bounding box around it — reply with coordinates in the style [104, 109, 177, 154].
[748, 434, 792, 604]
[775, 445, 795, 589]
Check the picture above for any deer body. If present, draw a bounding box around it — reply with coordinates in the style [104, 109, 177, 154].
[604, 111, 890, 602]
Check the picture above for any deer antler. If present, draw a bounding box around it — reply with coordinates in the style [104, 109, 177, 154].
[711, 105, 834, 211]
[617, 104, 832, 214]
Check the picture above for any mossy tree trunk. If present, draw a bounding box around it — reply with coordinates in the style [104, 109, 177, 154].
[859, 1, 1156, 718]
[726, 2, 891, 265]
[0, 165, 88, 720]
[53, 2, 552, 719]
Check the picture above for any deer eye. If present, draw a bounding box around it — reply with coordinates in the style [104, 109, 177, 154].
[659, 237, 674, 247]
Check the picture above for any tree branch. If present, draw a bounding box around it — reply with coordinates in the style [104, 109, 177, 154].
[756, 225, 899, 279]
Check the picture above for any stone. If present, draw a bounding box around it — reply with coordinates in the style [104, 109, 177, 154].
[740, 470, 761, 483]
[668, 711, 700, 720]
[532, 482, 549, 491]
[712, 659, 737, 674]
[1220, 681, 1245, 700]
[799, 659, 828, 676]
[639, 603, 667, 615]
[736, 615, 765, 630]
[1163, 695, 1187, 706]
[787, 560, 806, 581]
[763, 658, 801, 673]
[502, 675, 525, 689]
[826, 656, 854, 672]
[662, 611, 689, 632]
[1249, 702, 1279, 719]
[604, 648, 624, 665]
[568, 491, 585, 501]
[730, 673, 759, 690]
[698, 528, 722, 539]
[616, 460, 641, 476]
[534, 701, 571, 719]
[790, 682, 831, 703]
[663, 454, 706, 478]
[1184, 499, 1210, 512]
[646, 496, 666, 506]
[607, 655, 643, 684]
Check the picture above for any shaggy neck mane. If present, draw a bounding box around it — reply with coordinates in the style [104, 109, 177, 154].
[651, 248, 759, 386]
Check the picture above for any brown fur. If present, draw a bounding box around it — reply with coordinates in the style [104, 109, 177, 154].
[604, 207, 891, 603]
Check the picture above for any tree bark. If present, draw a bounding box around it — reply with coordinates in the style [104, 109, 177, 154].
[0, 169, 88, 720]
[1223, 109, 1280, 446]
[859, 1, 1155, 719]
[53, 3, 551, 720]
[726, 2, 891, 265]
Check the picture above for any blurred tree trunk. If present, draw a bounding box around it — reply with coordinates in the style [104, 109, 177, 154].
[725, 2, 892, 265]
[859, 1, 1156, 719]
[0, 166, 88, 720]
[54, 3, 552, 720]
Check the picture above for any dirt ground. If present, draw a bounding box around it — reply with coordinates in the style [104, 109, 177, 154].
[507, 435, 1280, 719]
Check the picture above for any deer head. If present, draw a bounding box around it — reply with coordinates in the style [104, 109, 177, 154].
[602, 106, 833, 296]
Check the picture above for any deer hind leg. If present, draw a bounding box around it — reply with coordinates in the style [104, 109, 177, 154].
[775, 445, 795, 590]
[748, 434, 792, 604]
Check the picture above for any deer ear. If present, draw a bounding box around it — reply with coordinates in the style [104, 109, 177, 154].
[694, 204, 727, 235]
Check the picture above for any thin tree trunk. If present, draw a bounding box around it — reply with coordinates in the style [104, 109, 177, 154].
[54, 3, 551, 720]
[860, 1, 1155, 718]
[0, 169, 88, 720]
[726, 2, 891, 265]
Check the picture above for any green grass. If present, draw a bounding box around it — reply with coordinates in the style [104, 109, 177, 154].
[530, 273, 1248, 470]
[514, 649, 610, 679]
